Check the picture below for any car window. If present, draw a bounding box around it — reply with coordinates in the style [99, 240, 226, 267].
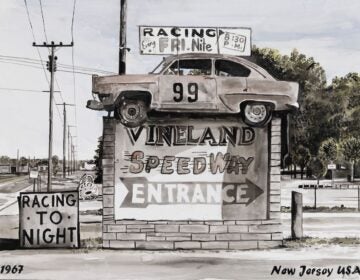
[215, 59, 251, 77]
[163, 59, 212, 75]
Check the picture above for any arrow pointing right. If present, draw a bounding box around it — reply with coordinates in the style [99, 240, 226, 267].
[222, 179, 264, 206]
[116, 179, 129, 208]
[244, 178, 264, 206]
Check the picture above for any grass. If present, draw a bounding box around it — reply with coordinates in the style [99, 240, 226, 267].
[281, 206, 359, 213]
[78, 237, 103, 252]
[284, 237, 360, 248]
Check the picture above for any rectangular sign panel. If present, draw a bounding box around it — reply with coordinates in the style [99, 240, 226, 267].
[139, 26, 251, 56]
[0, 165, 10, 174]
[327, 164, 336, 170]
[19, 191, 79, 248]
[114, 118, 268, 220]
[29, 170, 39, 179]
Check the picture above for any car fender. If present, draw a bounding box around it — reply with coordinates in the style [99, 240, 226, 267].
[219, 94, 277, 113]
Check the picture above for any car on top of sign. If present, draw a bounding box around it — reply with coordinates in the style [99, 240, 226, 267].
[87, 53, 299, 128]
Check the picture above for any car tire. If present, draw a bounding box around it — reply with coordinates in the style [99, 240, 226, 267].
[115, 99, 148, 127]
[241, 102, 272, 127]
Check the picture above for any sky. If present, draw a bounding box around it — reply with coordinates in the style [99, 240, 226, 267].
[0, 0, 360, 160]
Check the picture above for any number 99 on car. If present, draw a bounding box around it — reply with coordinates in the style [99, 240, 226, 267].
[173, 82, 198, 103]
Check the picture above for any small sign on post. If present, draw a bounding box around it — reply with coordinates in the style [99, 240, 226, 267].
[29, 170, 39, 179]
[29, 170, 39, 192]
[327, 164, 336, 170]
[19, 191, 79, 248]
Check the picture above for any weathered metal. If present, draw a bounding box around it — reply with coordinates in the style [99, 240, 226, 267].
[87, 53, 298, 128]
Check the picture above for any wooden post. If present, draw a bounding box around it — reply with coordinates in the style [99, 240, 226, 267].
[291, 191, 303, 239]
[314, 179, 319, 209]
[358, 185, 360, 212]
[119, 0, 127, 75]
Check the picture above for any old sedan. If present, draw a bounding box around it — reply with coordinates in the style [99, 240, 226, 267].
[87, 53, 298, 127]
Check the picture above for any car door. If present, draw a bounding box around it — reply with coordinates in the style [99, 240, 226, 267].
[158, 58, 217, 111]
[214, 59, 250, 112]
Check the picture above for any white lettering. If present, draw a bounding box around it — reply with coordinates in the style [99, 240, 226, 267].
[177, 184, 190, 203]
[132, 184, 145, 203]
[148, 183, 162, 203]
[192, 184, 205, 203]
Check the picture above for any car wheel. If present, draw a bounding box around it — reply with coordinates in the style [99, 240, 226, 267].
[116, 99, 148, 127]
[241, 102, 272, 127]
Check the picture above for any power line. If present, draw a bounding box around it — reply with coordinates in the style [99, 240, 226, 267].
[0, 55, 116, 74]
[58, 69, 94, 75]
[23, 0, 50, 85]
[38, 0, 48, 43]
[23, 1, 64, 128]
[0, 87, 48, 93]
[71, 0, 77, 42]
[54, 76, 65, 104]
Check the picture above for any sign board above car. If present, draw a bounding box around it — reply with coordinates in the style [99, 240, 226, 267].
[139, 26, 251, 56]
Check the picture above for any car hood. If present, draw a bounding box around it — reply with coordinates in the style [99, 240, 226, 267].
[93, 74, 158, 85]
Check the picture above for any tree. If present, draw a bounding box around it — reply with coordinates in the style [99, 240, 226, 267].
[328, 73, 360, 139]
[251, 46, 329, 157]
[340, 137, 360, 182]
[308, 157, 327, 209]
[94, 137, 103, 184]
[0, 156, 10, 164]
[19, 156, 28, 166]
[292, 145, 311, 179]
[318, 138, 338, 163]
[52, 155, 60, 176]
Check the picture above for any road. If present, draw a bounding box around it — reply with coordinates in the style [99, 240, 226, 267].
[282, 212, 360, 238]
[0, 175, 32, 212]
[281, 177, 360, 208]
[0, 247, 359, 280]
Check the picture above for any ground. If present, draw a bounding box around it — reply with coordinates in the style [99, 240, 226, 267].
[0, 174, 360, 279]
[1, 247, 360, 279]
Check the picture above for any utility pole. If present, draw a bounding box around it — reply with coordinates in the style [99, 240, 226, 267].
[71, 136, 77, 174]
[56, 103, 74, 178]
[73, 148, 77, 172]
[67, 125, 75, 176]
[16, 149, 19, 174]
[119, 0, 128, 74]
[33, 41, 73, 191]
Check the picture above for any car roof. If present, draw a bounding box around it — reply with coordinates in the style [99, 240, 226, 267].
[163, 53, 273, 79]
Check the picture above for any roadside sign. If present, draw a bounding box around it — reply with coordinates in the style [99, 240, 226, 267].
[29, 170, 39, 179]
[114, 118, 268, 220]
[139, 26, 251, 56]
[327, 164, 336, 170]
[19, 191, 79, 248]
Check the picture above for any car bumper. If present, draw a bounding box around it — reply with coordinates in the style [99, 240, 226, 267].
[286, 102, 299, 112]
[86, 100, 104, 111]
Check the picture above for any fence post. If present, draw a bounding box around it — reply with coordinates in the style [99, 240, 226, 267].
[291, 191, 303, 239]
[358, 185, 360, 212]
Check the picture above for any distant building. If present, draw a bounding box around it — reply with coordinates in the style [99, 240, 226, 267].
[0, 164, 11, 174]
